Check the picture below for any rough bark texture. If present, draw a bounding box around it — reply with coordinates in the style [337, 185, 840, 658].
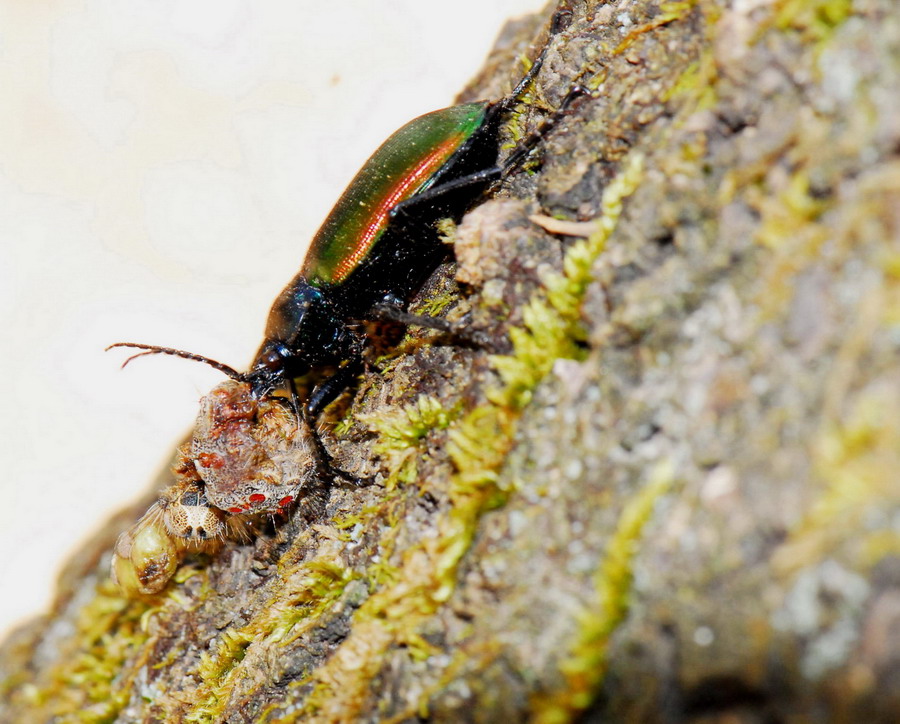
[2, 0, 899, 721]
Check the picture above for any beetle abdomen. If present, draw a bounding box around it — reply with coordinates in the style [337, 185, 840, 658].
[302, 102, 489, 286]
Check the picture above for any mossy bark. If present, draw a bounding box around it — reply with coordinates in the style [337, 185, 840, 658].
[3, 0, 900, 721]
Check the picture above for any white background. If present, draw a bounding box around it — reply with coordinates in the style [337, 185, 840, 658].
[0, 0, 547, 639]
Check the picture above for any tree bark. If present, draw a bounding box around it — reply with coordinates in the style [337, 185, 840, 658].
[3, 0, 900, 721]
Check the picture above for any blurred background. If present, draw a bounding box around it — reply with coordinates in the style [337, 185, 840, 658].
[0, 0, 547, 639]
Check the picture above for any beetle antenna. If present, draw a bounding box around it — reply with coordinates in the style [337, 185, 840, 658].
[106, 342, 244, 381]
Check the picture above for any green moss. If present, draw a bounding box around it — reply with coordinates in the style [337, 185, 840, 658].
[414, 289, 455, 319]
[357, 394, 454, 490]
[615, 0, 700, 54]
[756, 171, 829, 249]
[774, 0, 854, 45]
[752, 166, 835, 319]
[185, 557, 357, 721]
[332, 493, 399, 533]
[332, 416, 354, 437]
[501, 50, 551, 151]
[531, 461, 674, 723]
[11, 579, 153, 723]
[492, 153, 646, 410]
[773, 389, 900, 577]
[661, 51, 718, 112]
[362, 394, 451, 453]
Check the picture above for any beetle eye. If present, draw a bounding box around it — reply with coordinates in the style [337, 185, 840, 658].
[260, 342, 291, 370]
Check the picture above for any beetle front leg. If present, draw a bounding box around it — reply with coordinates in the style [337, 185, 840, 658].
[305, 359, 365, 417]
[294, 370, 368, 489]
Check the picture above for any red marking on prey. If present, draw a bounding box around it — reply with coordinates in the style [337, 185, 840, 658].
[197, 452, 224, 470]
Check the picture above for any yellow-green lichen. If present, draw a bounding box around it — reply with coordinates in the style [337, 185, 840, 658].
[530, 460, 674, 724]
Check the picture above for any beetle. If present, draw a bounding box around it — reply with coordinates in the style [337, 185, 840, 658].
[109, 3, 581, 594]
[249, 5, 575, 417]
[112, 3, 575, 426]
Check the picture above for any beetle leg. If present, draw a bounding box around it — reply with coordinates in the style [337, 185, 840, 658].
[499, 84, 591, 175]
[388, 166, 503, 221]
[368, 304, 497, 351]
[306, 359, 365, 417]
[389, 83, 587, 218]
[390, 69, 589, 221]
[502, 2, 574, 104]
[293, 372, 367, 488]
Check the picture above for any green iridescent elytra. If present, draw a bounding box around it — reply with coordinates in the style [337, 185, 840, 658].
[301, 102, 489, 286]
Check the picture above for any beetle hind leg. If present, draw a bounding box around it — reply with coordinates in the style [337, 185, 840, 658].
[367, 303, 497, 352]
